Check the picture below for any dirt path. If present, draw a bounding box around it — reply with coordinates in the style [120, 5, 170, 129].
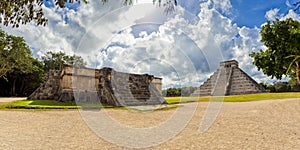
[0, 98, 300, 149]
[0, 97, 27, 103]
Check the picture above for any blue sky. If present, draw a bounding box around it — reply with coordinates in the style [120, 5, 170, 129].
[178, 0, 295, 27]
[127, 0, 298, 37]
[42, 0, 296, 27]
[231, 0, 291, 27]
[2, 0, 300, 88]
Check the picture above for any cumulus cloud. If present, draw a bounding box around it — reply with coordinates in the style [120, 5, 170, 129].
[3, 0, 298, 88]
[265, 9, 300, 22]
[281, 10, 300, 21]
[2, 1, 165, 56]
[88, 0, 267, 87]
[211, 0, 232, 15]
[265, 8, 281, 21]
[232, 26, 267, 82]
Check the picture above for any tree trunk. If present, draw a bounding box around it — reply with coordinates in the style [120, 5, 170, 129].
[0, 64, 8, 78]
[20, 79, 25, 96]
[296, 61, 300, 84]
[12, 78, 17, 96]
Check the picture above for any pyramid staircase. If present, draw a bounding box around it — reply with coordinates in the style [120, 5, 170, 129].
[28, 70, 61, 100]
[105, 71, 165, 106]
[211, 67, 232, 96]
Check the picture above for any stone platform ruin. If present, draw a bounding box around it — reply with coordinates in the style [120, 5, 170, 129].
[191, 60, 265, 96]
[28, 65, 166, 106]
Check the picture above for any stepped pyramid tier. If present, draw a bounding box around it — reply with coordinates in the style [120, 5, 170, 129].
[28, 70, 61, 100]
[28, 65, 166, 106]
[191, 60, 265, 96]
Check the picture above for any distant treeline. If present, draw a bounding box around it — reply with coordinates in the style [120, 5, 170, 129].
[260, 82, 300, 93]
[162, 87, 198, 97]
[163, 81, 300, 97]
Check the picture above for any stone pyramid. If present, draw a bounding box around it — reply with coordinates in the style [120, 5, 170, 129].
[191, 60, 265, 96]
[28, 66, 166, 106]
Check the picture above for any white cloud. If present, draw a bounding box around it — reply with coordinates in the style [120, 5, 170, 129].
[281, 10, 300, 21]
[88, 0, 268, 88]
[265, 9, 300, 23]
[265, 8, 281, 21]
[232, 26, 268, 82]
[212, 0, 232, 15]
[286, 0, 292, 7]
[3, 0, 295, 88]
[2, 1, 165, 56]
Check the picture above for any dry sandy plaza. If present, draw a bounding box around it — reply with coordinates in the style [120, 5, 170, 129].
[0, 98, 300, 149]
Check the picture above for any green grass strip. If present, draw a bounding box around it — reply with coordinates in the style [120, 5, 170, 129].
[165, 92, 300, 104]
[1, 92, 300, 110]
[2, 100, 77, 109]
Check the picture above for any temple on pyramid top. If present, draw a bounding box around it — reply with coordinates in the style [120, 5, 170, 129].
[220, 60, 238, 68]
[191, 60, 265, 96]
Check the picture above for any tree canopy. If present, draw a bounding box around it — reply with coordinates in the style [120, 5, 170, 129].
[42, 51, 86, 71]
[0, 29, 33, 78]
[0, 57, 45, 96]
[0, 28, 45, 96]
[0, 0, 177, 27]
[162, 86, 197, 97]
[0, 28, 87, 96]
[250, 18, 300, 84]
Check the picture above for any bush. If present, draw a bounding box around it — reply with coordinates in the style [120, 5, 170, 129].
[267, 84, 276, 92]
[291, 84, 300, 92]
[162, 87, 197, 97]
[270, 82, 291, 92]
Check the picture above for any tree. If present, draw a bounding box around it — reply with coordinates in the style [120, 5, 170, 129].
[180, 86, 197, 96]
[0, 0, 177, 27]
[18, 58, 45, 96]
[0, 57, 45, 96]
[274, 82, 291, 92]
[162, 86, 196, 97]
[0, 28, 45, 96]
[250, 18, 300, 84]
[287, 76, 300, 91]
[0, 0, 86, 27]
[42, 51, 86, 71]
[165, 88, 181, 97]
[0, 28, 33, 78]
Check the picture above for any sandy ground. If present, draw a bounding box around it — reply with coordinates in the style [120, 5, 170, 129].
[0, 97, 27, 103]
[0, 98, 300, 149]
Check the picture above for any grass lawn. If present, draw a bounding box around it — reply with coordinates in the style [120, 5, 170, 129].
[2, 100, 79, 109]
[165, 92, 300, 104]
[1, 92, 299, 110]
[2, 99, 125, 110]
